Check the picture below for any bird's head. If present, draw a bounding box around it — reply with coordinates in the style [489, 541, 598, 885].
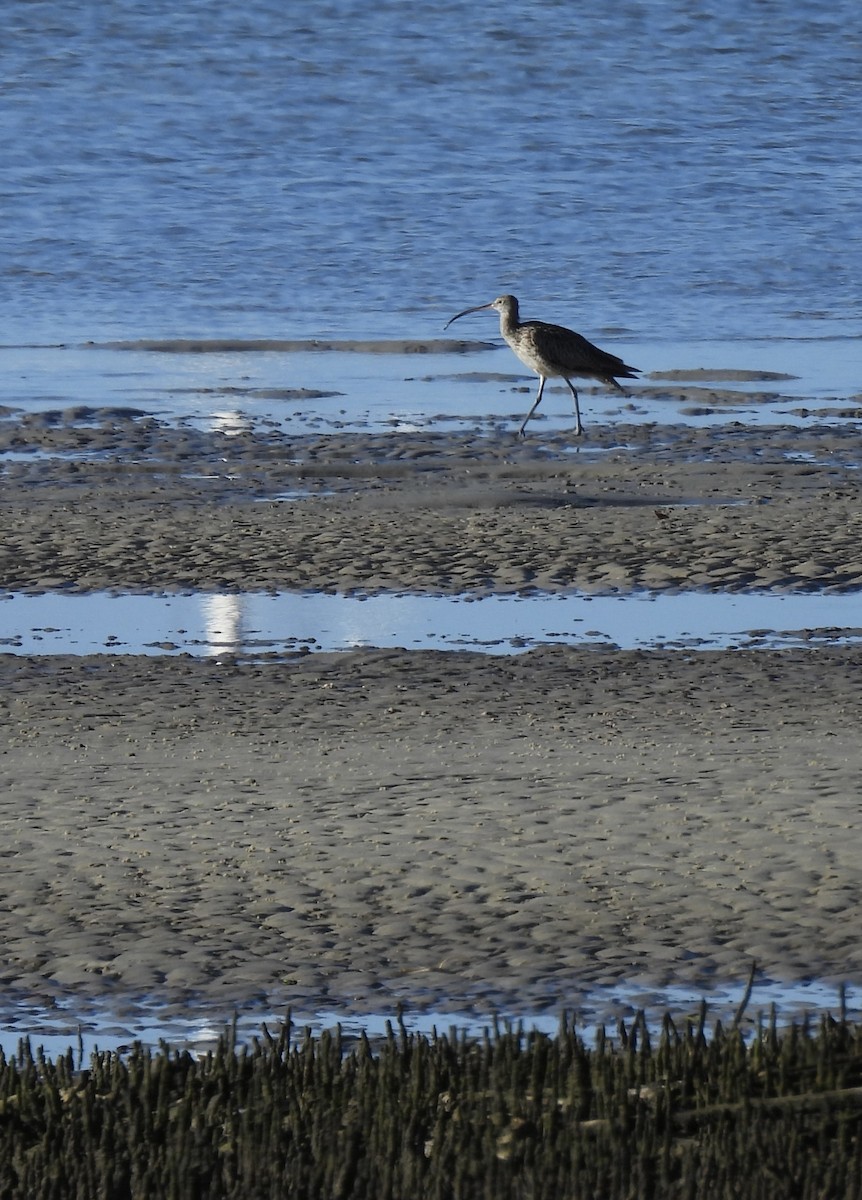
[444, 293, 519, 330]
[490, 294, 518, 316]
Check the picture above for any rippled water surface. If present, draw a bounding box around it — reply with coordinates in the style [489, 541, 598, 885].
[4, 0, 861, 345]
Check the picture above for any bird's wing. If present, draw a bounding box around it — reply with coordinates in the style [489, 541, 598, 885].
[526, 321, 636, 378]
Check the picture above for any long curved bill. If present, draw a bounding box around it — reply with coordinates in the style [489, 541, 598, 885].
[443, 301, 493, 330]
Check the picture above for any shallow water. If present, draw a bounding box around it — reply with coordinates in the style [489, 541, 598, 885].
[0, 976, 855, 1062]
[2, 334, 861, 439]
[2, 588, 861, 656]
[3, 0, 861, 347]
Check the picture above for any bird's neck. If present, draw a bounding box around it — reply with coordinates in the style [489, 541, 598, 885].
[498, 306, 519, 338]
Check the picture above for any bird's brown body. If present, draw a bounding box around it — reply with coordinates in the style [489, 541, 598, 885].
[444, 294, 639, 436]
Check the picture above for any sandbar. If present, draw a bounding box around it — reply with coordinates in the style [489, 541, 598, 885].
[1, 406, 861, 1024]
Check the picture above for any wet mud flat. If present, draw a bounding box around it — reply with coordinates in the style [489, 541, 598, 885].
[1, 408, 862, 1027]
[2, 645, 861, 1021]
[1, 408, 862, 595]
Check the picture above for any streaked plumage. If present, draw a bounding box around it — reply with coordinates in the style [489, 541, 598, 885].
[444, 294, 639, 437]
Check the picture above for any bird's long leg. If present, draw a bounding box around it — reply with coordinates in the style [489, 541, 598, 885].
[563, 378, 584, 437]
[518, 377, 546, 438]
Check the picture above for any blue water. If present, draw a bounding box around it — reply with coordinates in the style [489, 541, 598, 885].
[3, 589, 862, 657]
[4, 0, 862, 346]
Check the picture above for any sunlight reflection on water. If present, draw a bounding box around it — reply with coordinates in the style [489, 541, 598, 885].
[2, 588, 861, 656]
[3, 336, 862, 437]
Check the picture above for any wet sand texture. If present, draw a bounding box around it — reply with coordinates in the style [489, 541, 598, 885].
[1, 418, 862, 595]
[2, 407, 862, 1018]
[2, 646, 861, 1016]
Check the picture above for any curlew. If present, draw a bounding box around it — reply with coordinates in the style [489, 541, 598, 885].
[444, 293, 639, 437]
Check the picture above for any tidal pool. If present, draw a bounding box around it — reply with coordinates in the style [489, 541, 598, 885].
[1, 588, 861, 656]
